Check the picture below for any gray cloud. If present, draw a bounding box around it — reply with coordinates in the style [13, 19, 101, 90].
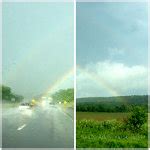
[77, 61, 148, 98]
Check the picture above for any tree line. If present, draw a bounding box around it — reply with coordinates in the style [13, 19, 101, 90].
[1, 85, 24, 102]
[51, 88, 74, 103]
[76, 102, 148, 112]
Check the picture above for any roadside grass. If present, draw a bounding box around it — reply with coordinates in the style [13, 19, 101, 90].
[2, 101, 20, 108]
[59, 101, 74, 109]
[77, 119, 148, 148]
[65, 101, 74, 108]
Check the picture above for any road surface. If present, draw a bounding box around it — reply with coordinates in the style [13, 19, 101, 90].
[2, 104, 74, 148]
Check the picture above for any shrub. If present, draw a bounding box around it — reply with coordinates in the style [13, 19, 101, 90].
[124, 106, 147, 132]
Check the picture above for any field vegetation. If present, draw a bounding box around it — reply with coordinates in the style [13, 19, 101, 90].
[77, 112, 128, 121]
[76, 96, 148, 148]
[77, 119, 148, 148]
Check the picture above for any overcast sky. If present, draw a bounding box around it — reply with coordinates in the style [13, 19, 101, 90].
[3, 3, 74, 98]
[77, 2, 148, 98]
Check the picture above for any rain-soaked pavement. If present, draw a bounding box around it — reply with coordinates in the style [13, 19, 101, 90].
[2, 104, 74, 148]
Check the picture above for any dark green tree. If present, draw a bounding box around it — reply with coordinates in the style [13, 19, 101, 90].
[124, 106, 147, 131]
[2, 85, 12, 100]
[1, 85, 24, 102]
[52, 88, 74, 103]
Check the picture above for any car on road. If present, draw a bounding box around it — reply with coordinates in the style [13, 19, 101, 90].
[49, 101, 56, 105]
[19, 102, 31, 110]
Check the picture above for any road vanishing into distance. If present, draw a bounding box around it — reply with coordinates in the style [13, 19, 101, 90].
[2, 103, 74, 148]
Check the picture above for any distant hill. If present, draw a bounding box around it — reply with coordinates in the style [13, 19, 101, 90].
[77, 95, 148, 104]
[76, 95, 148, 112]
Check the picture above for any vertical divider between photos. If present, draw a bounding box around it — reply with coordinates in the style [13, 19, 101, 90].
[0, 1, 2, 148]
[148, 0, 150, 148]
[73, 0, 76, 149]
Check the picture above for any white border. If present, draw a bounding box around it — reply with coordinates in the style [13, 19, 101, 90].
[73, 0, 76, 149]
[76, 0, 148, 2]
[1, 0, 150, 149]
[148, 0, 150, 148]
[2, 0, 74, 2]
[0, 0, 2, 148]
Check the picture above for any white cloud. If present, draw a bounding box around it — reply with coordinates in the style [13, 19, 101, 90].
[77, 61, 148, 97]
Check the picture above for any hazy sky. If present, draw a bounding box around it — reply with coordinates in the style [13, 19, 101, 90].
[77, 2, 148, 97]
[3, 2, 74, 98]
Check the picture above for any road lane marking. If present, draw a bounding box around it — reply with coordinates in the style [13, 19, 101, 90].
[62, 111, 73, 122]
[57, 108, 73, 122]
[17, 124, 26, 131]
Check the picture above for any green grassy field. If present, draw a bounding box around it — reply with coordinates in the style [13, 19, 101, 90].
[77, 119, 148, 148]
[76, 112, 148, 148]
[77, 112, 128, 121]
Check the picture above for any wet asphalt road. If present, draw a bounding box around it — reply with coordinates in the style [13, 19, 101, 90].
[2, 104, 74, 148]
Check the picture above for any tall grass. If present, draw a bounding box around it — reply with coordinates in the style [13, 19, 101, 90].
[77, 119, 148, 148]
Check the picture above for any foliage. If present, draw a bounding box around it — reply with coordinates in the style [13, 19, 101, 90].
[124, 106, 148, 132]
[2, 85, 12, 100]
[77, 95, 148, 104]
[76, 96, 148, 147]
[1, 85, 24, 102]
[77, 95, 148, 112]
[77, 119, 148, 148]
[51, 88, 74, 103]
[76, 106, 148, 148]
